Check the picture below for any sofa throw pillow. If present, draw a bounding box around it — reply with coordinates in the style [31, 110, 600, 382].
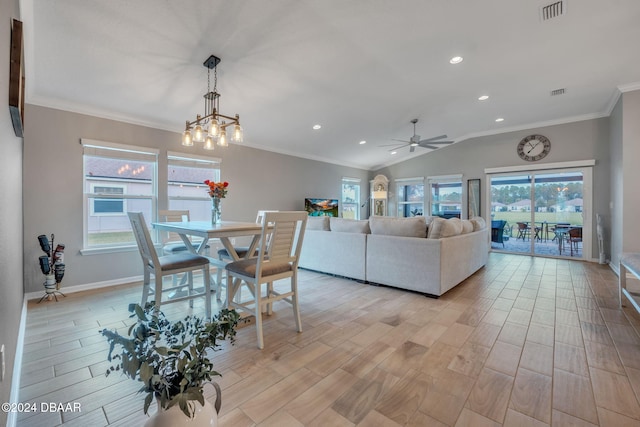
[461, 219, 474, 234]
[470, 216, 487, 231]
[369, 216, 427, 238]
[330, 218, 371, 234]
[428, 217, 463, 239]
[306, 216, 330, 231]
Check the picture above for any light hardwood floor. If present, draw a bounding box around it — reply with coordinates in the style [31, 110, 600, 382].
[17, 253, 640, 426]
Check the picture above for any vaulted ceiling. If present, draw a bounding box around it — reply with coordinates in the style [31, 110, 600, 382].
[23, 0, 640, 170]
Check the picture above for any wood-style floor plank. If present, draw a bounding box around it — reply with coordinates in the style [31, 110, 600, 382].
[16, 254, 640, 426]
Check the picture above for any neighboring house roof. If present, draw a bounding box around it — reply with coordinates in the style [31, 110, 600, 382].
[508, 199, 532, 207]
[85, 158, 213, 184]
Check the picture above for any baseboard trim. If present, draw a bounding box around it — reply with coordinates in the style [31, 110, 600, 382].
[24, 275, 144, 301]
[6, 299, 28, 427]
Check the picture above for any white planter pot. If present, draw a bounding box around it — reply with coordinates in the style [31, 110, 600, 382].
[144, 400, 218, 427]
[144, 382, 221, 427]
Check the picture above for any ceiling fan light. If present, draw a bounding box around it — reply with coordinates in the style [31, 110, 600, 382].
[181, 129, 193, 147]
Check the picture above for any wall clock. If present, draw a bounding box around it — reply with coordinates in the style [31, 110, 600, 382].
[517, 134, 551, 161]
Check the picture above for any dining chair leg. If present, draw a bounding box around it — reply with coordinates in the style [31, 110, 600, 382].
[292, 274, 302, 333]
[266, 282, 274, 315]
[254, 282, 264, 349]
[141, 268, 151, 306]
[203, 266, 211, 319]
[187, 271, 194, 308]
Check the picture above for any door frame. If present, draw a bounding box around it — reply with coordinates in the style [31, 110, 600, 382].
[485, 160, 594, 260]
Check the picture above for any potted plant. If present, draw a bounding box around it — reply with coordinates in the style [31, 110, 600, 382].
[100, 303, 240, 425]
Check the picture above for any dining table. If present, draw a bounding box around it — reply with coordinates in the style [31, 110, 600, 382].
[151, 220, 266, 298]
[552, 225, 581, 255]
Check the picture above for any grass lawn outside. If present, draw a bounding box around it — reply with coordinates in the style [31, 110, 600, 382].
[88, 231, 135, 246]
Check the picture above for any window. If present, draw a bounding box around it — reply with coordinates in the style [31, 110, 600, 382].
[167, 152, 221, 222]
[396, 177, 424, 217]
[428, 175, 462, 218]
[91, 185, 125, 214]
[341, 177, 361, 219]
[82, 139, 158, 249]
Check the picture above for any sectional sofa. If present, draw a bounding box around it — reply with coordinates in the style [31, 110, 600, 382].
[299, 215, 489, 297]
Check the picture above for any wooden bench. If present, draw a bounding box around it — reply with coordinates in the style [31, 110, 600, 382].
[620, 253, 640, 312]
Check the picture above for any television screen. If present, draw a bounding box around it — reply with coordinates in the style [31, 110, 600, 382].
[305, 198, 339, 217]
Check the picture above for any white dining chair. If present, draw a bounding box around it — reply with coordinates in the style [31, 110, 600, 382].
[214, 210, 277, 300]
[225, 211, 307, 349]
[128, 212, 211, 318]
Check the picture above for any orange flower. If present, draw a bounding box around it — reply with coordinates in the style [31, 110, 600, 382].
[204, 180, 229, 198]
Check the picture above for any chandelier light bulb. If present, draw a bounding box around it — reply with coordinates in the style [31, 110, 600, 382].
[182, 129, 193, 147]
[193, 123, 204, 143]
[231, 123, 243, 143]
[217, 127, 228, 147]
[203, 135, 215, 150]
[208, 118, 220, 140]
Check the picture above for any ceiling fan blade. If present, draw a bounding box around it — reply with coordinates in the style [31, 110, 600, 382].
[423, 140, 454, 145]
[419, 134, 448, 143]
[419, 144, 439, 150]
[409, 145, 416, 153]
[385, 144, 406, 151]
[391, 138, 410, 143]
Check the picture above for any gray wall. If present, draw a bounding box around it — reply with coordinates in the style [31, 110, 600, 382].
[621, 90, 640, 256]
[610, 98, 623, 266]
[1, 1, 25, 424]
[373, 118, 612, 260]
[23, 104, 369, 292]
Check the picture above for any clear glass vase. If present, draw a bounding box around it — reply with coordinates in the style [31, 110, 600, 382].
[211, 197, 222, 225]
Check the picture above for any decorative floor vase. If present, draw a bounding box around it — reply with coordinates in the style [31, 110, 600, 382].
[143, 400, 218, 427]
[211, 197, 222, 225]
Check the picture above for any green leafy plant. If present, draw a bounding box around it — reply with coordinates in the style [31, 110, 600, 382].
[100, 303, 240, 418]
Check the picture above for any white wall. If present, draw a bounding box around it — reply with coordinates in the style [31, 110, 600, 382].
[0, 1, 25, 423]
[23, 104, 369, 292]
[373, 118, 612, 260]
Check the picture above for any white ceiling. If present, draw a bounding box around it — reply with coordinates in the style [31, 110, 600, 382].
[22, 0, 640, 170]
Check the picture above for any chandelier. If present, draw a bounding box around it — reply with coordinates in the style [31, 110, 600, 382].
[181, 55, 243, 150]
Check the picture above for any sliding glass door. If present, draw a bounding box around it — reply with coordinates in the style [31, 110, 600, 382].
[489, 168, 589, 259]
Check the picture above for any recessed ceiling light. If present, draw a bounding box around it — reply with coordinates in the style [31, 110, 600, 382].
[495, 117, 505, 122]
[359, 140, 367, 145]
[391, 151, 397, 155]
[312, 124, 322, 130]
[478, 95, 489, 101]
[449, 56, 463, 64]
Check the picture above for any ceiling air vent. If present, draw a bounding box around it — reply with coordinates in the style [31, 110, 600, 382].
[540, 1, 566, 21]
[551, 88, 566, 96]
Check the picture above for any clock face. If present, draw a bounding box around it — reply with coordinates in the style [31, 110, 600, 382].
[517, 134, 551, 161]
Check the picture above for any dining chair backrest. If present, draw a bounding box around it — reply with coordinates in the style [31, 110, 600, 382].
[257, 211, 308, 277]
[569, 227, 582, 239]
[128, 212, 160, 268]
[158, 210, 190, 244]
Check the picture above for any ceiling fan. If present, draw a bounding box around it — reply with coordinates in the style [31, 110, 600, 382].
[382, 119, 454, 153]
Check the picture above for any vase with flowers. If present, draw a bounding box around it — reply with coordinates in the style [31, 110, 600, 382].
[204, 180, 228, 224]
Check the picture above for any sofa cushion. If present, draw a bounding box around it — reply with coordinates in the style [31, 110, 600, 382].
[369, 216, 427, 238]
[330, 218, 371, 234]
[470, 216, 487, 231]
[306, 216, 330, 231]
[428, 217, 463, 239]
[461, 219, 474, 234]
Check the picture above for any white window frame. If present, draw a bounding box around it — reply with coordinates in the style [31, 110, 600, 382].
[81, 139, 158, 253]
[396, 177, 425, 217]
[167, 152, 221, 218]
[341, 177, 361, 219]
[428, 174, 463, 218]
